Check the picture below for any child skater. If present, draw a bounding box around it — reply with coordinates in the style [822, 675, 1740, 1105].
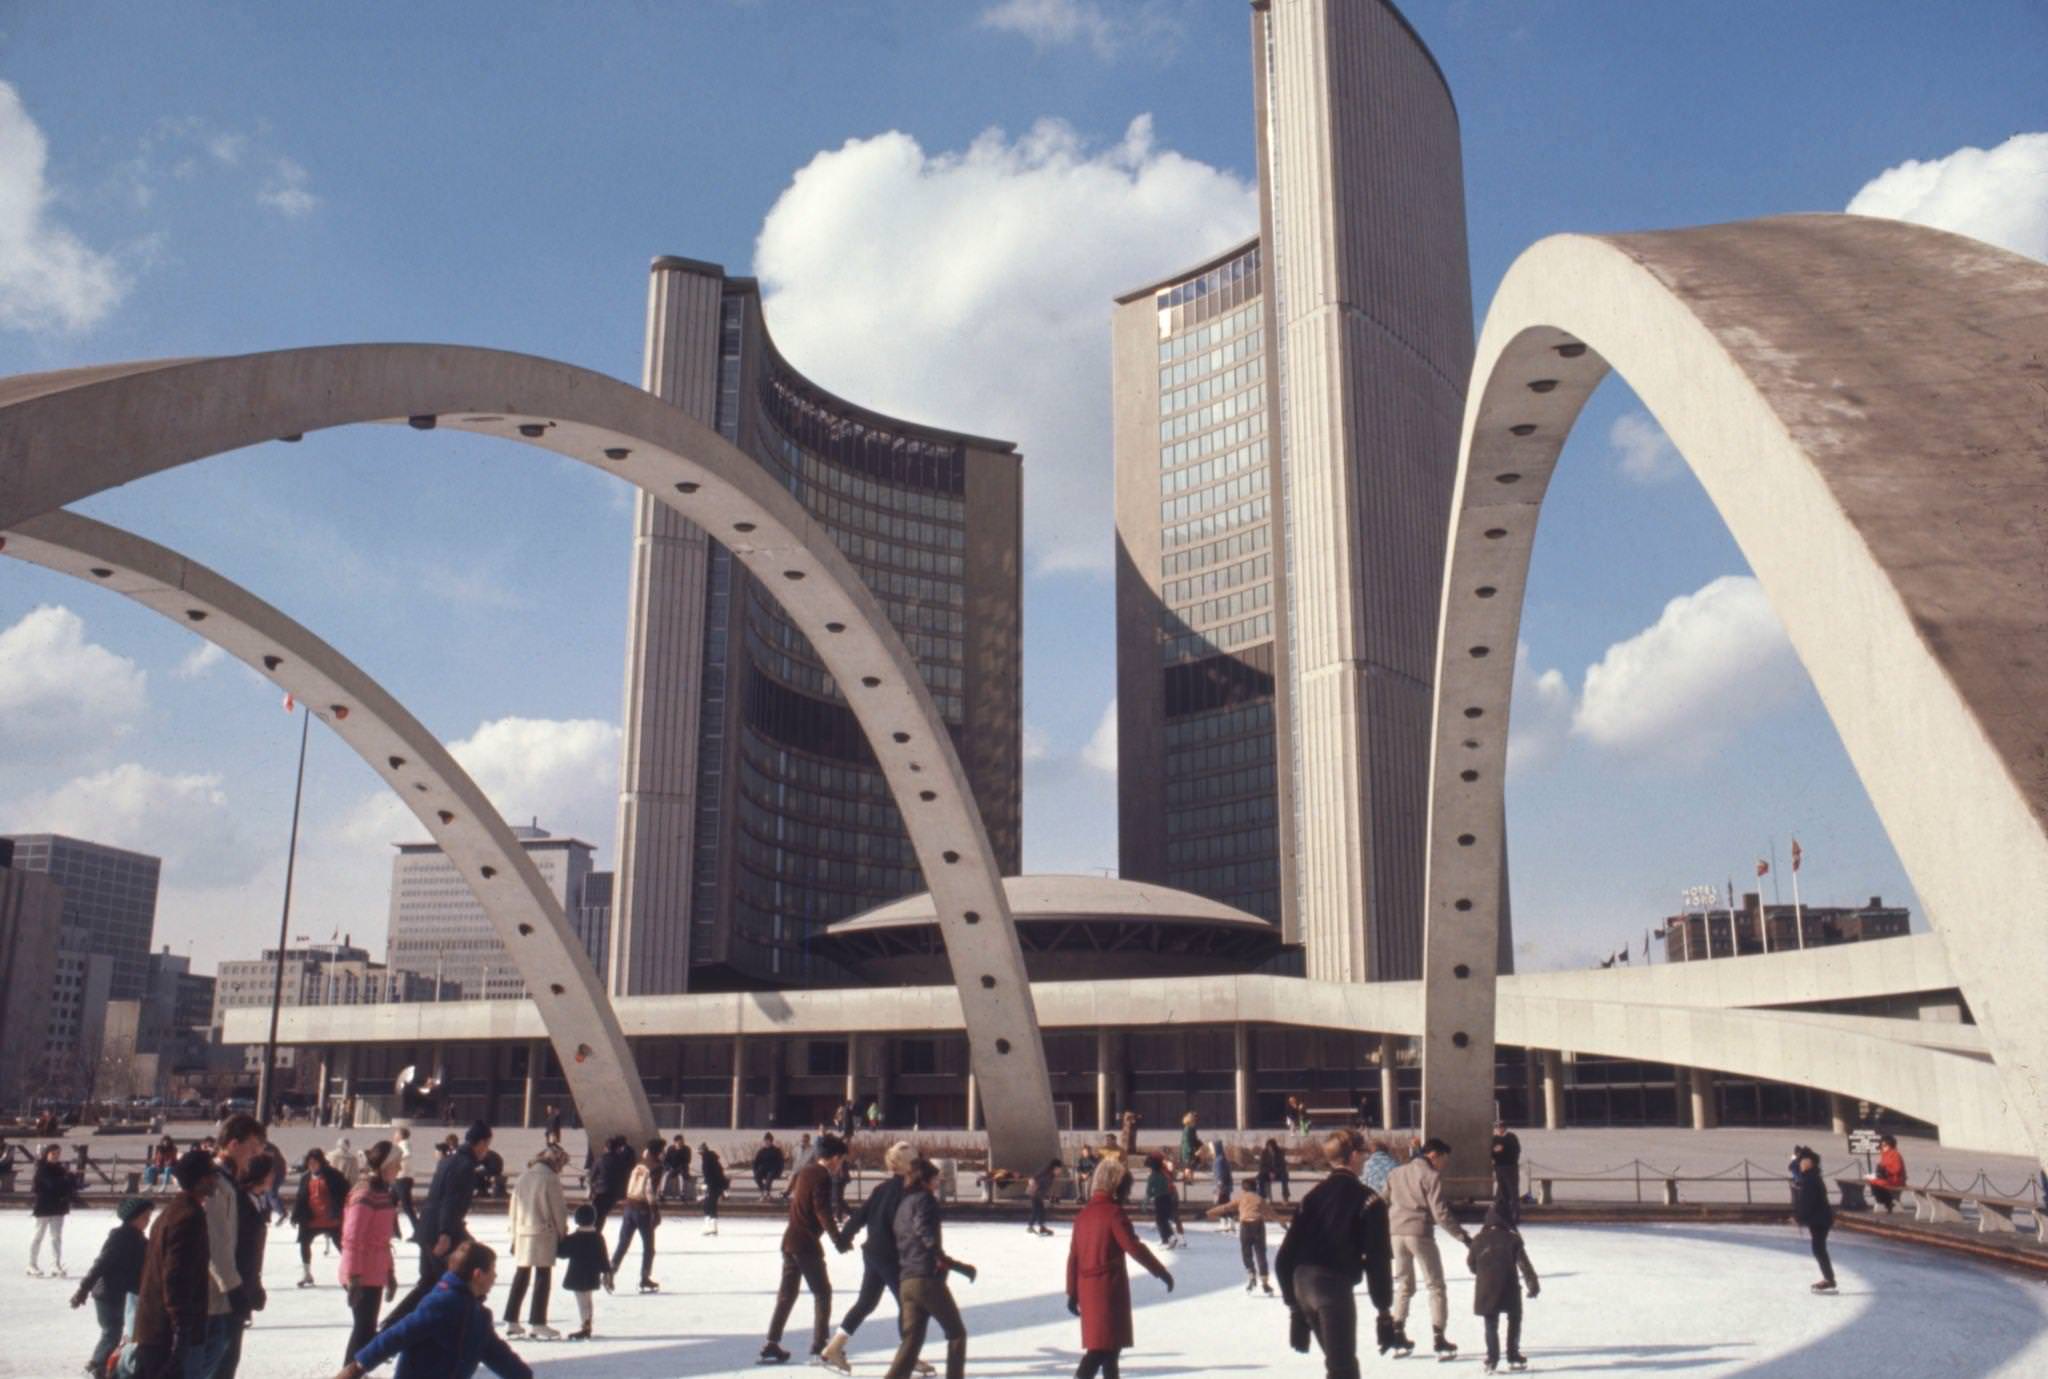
[1465, 1204, 1538, 1374]
[1205, 1182, 1286, 1294]
[556, 1205, 614, 1341]
[1142, 1154, 1185, 1249]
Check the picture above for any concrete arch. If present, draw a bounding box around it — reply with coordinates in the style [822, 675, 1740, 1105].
[1, 508, 660, 1147]
[1420, 214, 2048, 1187]
[0, 345, 1060, 1170]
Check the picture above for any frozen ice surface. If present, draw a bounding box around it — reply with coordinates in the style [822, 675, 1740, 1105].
[3, 1207, 2044, 1377]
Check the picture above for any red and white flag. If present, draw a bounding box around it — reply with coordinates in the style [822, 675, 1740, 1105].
[1755, 858, 1770, 877]
[1790, 839, 1803, 872]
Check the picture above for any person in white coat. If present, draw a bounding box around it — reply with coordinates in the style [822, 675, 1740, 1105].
[505, 1145, 570, 1340]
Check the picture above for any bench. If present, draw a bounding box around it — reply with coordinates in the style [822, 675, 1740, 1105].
[1535, 1176, 1682, 1206]
[1834, 1178, 1869, 1211]
[1916, 1187, 2046, 1242]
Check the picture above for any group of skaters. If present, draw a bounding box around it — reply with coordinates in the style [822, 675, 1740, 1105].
[33, 1104, 1917, 1379]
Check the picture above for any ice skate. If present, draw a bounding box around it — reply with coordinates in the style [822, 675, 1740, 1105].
[1482, 1362, 1497, 1376]
[759, 1342, 792, 1364]
[913, 1362, 936, 1377]
[704, 1220, 719, 1236]
[639, 1278, 661, 1292]
[1261, 1276, 1274, 1296]
[24, 1266, 42, 1278]
[530, 1324, 562, 1341]
[1508, 1355, 1529, 1372]
[1811, 1279, 1837, 1293]
[1245, 1270, 1258, 1293]
[505, 1321, 525, 1338]
[1433, 1329, 1457, 1361]
[1390, 1322, 1416, 1357]
[568, 1323, 593, 1341]
[819, 1332, 852, 1374]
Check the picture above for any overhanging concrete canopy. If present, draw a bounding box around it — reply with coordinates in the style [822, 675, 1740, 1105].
[0, 508, 659, 1147]
[1420, 214, 2048, 1184]
[0, 344, 1061, 1170]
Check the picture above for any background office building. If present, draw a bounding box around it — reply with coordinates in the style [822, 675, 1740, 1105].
[1113, 0, 1486, 981]
[214, 939, 447, 1072]
[386, 825, 605, 998]
[0, 838, 66, 1106]
[2, 832, 162, 1084]
[610, 257, 1023, 994]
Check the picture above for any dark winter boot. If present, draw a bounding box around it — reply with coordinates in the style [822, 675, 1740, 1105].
[1434, 1329, 1458, 1361]
[758, 1342, 791, 1365]
[1391, 1320, 1416, 1357]
[1508, 1354, 1529, 1372]
[1375, 1313, 1396, 1354]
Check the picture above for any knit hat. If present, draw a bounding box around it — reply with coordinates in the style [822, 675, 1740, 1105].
[115, 1196, 154, 1223]
[171, 1149, 218, 1191]
[463, 1120, 493, 1147]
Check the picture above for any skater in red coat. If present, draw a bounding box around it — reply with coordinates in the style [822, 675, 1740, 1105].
[1065, 1158, 1174, 1379]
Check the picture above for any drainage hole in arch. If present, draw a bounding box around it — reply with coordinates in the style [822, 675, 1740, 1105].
[1453, 964, 1470, 979]
[1475, 586, 1496, 598]
[1452, 1031, 1471, 1049]
[1495, 473, 1521, 485]
[861, 676, 881, 688]
[1456, 833, 1476, 847]
[263, 655, 283, 671]
[676, 482, 700, 494]
[942, 850, 960, 864]
[89, 567, 113, 578]
[1528, 379, 1558, 394]
[963, 911, 981, 925]
[995, 1039, 1012, 1055]
[604, 448, 631, 461]
[437, 810, 455, 824]
[825, 622, 846, 634]
[1459, 769, 1478, 782]
[1509, 424, 1536, 437]
[1463, 707, 1484, 719]
[517, 923, 532, 936]
[518, 423, 547, 438]
[918, 790, 937, 802]
[1555, 342, 1588, 358]
[1454, 899, 1473, 912]
[733, 521, 756, 533]
[549, 983, 565, 996]
[892, 732, 910, 743]
[1483, 527, 1508, 540]
[979, 975, 995, 989]
[1469, 646, 1490, 658]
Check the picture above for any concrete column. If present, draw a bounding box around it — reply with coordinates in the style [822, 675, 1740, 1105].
[875, 1038, 893, 1125]
[967, 1070, 981, 1133]
[845, 1032, 861, 1108]
[1828, 1093, 1850, 1136]
[1540, 1050, 1564, 1131]
[729, 1035, 744, 1130]
[1233, 1023, 1251, 1132]
[766, 1039, 784, 1128]
[521, 1039, 542, 1129]
[1687, 1067, 1717, 1130]
[1523, 1051, 1542, 1126]
[1379, 1035, 1400, 1130]
[1095, 1028, 1112, 1134]
[316, 1047, 332, 1123]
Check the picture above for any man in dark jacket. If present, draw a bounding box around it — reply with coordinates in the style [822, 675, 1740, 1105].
[133, 1150, 217, 1379]
[884, 1159, 973, 1379]
[754, 1133, 787, 1200]
[819, 1141, 916, 1373]
[1489, 1120, 1522, 1226]
[72, 1195, 154, 1375]
[760, 1133, 854, 1364]
[590, 1135, 635, 1232]
[383, 1120, 491, 1328]
[1275, 1129, 1396, 1379]
[1790, 1147, 1836, 1292]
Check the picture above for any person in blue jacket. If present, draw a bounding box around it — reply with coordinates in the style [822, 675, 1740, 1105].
[332, 1241, 531, 1379]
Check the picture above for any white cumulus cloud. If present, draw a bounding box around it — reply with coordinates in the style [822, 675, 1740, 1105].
[1571, 575, 1799, 760]
[755, 115, 1258, 573]
[172, 642, 227, 680]
[341, 716, 622, 848]
[4, 763, 256, 884]
[1080, 698, 1118, 774]
[0, 606, 148, 763]
[0, 81, 124, 332]
[979, 0, 1119, 55]
[256, 156, 318, 218]
[1609, 410, 1680, 483]
[1846, 131, 2048, 262]
[1505, 642, 1574, 777]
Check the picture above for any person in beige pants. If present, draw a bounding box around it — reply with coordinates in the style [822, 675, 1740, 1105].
[1384, 1138, 1473, 1360]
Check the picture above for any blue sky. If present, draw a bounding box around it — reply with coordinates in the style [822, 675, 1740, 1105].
[2, 0, 2044, 975]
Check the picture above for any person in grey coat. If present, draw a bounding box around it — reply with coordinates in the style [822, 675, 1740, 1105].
[1465, 1205, 1538, 1374]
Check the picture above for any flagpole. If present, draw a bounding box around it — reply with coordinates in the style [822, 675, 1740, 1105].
[1791, 839, 1807, 950]
[256, 705, 311, 1127]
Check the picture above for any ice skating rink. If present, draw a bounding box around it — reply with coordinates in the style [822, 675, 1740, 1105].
[5, 1208, 2045, 1378]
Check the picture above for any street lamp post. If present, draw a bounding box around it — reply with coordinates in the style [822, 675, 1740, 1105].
[255, 706, 311, 1127]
